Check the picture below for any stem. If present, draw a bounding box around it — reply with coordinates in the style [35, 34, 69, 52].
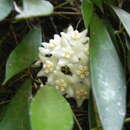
[125, 118, 130, 123]
[53, 11, 81, 15]
[72, 112, 82, 130]
[0, 100, 10, 105]
[54, 0, 79, 9]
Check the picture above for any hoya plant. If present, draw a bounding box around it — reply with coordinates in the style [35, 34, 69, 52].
[0, 0, 130, 130]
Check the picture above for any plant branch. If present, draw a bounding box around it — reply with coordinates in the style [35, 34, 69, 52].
[53, 11, 81, 15]
[54, 0, 79, 9]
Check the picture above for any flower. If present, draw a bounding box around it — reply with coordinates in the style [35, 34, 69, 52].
[77, 65, 89, 79]
[36, 25, 90, 107]
[55, 79, 67, 92]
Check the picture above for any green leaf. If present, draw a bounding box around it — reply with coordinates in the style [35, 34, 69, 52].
[15, 0, 54, 20]
[91, 0, 103, 9]
[112, 6, 130, 37]
[0, 105, 7, 122]
[126, 38, 130, 72]
[88, 92, 100, 129]
[81, 0, 93, 28]
[0, 0, 13, 21]
[128, 50, 130, 72]
[104, 0, 115, 4]
[4, 26, 42, 84]
[90, 15, 126, 130]
[0, 79, 32, 130]
[30, 85, 73, 130]
[125, 36, 130, 50]
[105, 22, 121, 57]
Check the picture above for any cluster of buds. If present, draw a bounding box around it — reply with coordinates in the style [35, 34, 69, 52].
[36, 25, 90, 106]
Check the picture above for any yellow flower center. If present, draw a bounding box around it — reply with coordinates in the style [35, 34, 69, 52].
[48, 43, 56, 49]
[63, 50, 73, 58]
[77, 66, 89, 78]
[48, 40, 57, 49]
[71, 31, 81, 40]
[55, 79, 67, 92]
[75, 88, 88, 99]
[44, 61, 54, 73]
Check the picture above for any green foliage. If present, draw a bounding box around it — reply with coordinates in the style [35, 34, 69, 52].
[104, 0, 115, 4]
[126, 39, 130, 72]
[15, 0, 54, 20]
[90, 15, 126, 130]
[0, 79, 32, 130]
[128, 51, 130, 72]
[91, 0, 103, 9]
[30, 85, 73, 130]
[0, 0, 54, 21]
[88, 93, 100, 129]
[112, 6, 130, 75]
[0, 0, 130, 130]
[0, 0, 13, 21]
[4, 27, 42, 84]
[91, 0, 115, 8]
[81, 0, 93, 28]
[112, 6, 130, 37]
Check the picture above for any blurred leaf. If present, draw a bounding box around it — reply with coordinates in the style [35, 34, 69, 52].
[91, 0, 103, 10]
[125, 38, 130, 72]
[105, 22, 117, 45]
[81, 0, 93, 28]
[0, 0, 13, 21]
[125, 36, 130, 50]
[128, 51, 130, 72]
[112, 7, 130, 37]
[30, 85, 73, 130]
[0, 105, 7, 122]
[4, 26, 42, 84]
[0, 79, 32, 130]
[88, 92, 101, 129]
[15, 0, 54, 20]
[90, 15, 126, 130]
[104, 0, 115, 4]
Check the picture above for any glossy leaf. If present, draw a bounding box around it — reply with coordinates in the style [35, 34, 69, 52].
[90, 15, 126, 130]
[81, 0, 93, 28]
[112, 7, 130, 37]
[0, 79, 32, 130]
[4, 26, 42, 84]
[15, 0, 54, 20]
[0, 0, 13, 21]
[30, 85, 73, 130]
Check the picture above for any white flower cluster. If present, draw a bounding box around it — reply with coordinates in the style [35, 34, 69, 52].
[36, 25, 90, 106]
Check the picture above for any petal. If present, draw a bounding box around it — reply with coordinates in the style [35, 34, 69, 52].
[14, 2, 22, 13]
[39, 47, 50, 55]
[37, 69, 45, 77]
[67, 25, 74, 32]
[41, 42, 49, 47]
[34, 60, 42, 66]
[80, 29, 88, 37]
[57, 59, 69, 66]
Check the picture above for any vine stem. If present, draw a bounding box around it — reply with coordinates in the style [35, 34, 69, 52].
[53, 11, 81, 15]
[54, 0, 79, 9]
[72, 111, 82, 130]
